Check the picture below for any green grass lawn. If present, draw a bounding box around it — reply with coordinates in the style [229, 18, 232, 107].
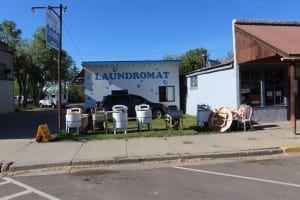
[56, 115, 219, 141]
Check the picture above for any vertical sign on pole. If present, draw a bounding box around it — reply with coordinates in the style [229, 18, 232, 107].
[46, 8, 60, 50]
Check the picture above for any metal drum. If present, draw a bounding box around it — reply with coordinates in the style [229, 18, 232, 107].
[66, 108, 82, 134]
[135, 104, 152, 131]
[197, 104, 212, 127]
[92, 108, 107, 133]
[112, 105, 128, 134]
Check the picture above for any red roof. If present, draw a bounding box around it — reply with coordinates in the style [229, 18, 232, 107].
[234, 20, 300, 64]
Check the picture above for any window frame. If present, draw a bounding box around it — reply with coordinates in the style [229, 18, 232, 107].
[240, 67, 287, 107]
[190, 75, 198, 89]
[159, 86, 175, 102]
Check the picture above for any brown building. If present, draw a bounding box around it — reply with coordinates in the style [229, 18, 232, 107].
[186, 19, 300, 131]
[234, 20, 300, 125]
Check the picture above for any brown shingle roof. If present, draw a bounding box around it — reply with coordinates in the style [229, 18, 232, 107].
[235, 20, 300, 58]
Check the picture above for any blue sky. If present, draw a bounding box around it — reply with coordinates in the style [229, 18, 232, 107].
[1, 0, 300, 68]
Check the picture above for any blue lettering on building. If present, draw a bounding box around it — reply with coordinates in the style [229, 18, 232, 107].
[140, 72, 146, 79]
[95, 71, 170, 80]
[147, 72, 155, 79]
[163, 72, 170, 78]
[156, 72, 163, 79]
[133, 72, 139, 79]
[95, 73, 100, 80]
[102, 73, 109, 80]
[125, 72, 132, 79]
[109, 73, 116, 80]
[117, 72, 124, 79]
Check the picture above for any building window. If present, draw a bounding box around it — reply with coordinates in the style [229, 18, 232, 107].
[265, 69, 284, 106]
[241, 70, 261, 106]
[159, 86, 175, 102]
[190, 75, 198, 88]
[241, 68, 286, 107]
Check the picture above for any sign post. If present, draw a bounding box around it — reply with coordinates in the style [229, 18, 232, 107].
[32, 4, 66, 133]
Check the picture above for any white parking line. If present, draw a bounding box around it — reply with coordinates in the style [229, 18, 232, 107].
[1, 177, 60, 200]
[173, 166, 300, 188]
[0, 180, 9, 186]
[1, 190, 32, 200]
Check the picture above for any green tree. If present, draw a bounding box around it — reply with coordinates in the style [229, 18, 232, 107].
[66, 65, 85, 103]
[164, 47, 208, 75]
[226, 50, 234, 59]
[29, 26, 74, 101]
[0, 20, 22, 52]
[1, 20, 75, 106]
[163, 54, 182, 61]
[14, 39, 35, 106]
[68, 84, 84, 103]
[180, 48, 208, 75]
[68, 65, 79, 79]
[0, 20, 30, 106]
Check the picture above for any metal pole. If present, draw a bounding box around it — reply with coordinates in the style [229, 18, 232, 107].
[290, 61, 296, 135]
[58, 3, 63, 132]
[31, 4, 66, 133]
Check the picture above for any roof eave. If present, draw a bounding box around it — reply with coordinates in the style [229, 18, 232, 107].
[82, 60, 181, 67]
[234, 19, 300, 26]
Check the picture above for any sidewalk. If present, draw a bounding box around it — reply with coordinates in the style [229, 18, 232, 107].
[1, 121, 300, 172]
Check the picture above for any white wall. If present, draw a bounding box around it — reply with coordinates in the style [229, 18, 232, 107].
[0, 47, 14, 113]
[185, 64, 239, 116]
[84, 63, 180, 109]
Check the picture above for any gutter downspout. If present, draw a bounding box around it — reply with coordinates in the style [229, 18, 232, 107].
[232, 19, 240, 109]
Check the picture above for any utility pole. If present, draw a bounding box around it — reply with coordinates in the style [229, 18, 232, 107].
[32, 4, 67, 133]
[290, 61, 296, 135]
[282, 57, 299, 135]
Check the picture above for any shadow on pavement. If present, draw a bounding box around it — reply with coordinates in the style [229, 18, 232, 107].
[0, 110, 61, 139]
[253, 124, 280, 130]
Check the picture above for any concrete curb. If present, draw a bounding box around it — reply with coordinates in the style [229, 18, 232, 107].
[7, 162, 71, 173]
[281, 145, 300, 153]
[5, 147, 283, 173]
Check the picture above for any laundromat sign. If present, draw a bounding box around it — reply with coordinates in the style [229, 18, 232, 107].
[94, 71, 170, 80]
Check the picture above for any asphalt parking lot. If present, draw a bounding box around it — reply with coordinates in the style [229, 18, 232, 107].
[2, 155, 300, 200]
[0, 109, 60, 139]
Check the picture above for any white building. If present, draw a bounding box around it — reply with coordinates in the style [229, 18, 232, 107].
[186, 58, 237, 116]
[0, 42, 14, 113]
[186, 19, 300, 123]
[82, 60, 181, 110]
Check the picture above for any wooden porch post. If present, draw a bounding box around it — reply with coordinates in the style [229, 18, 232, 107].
[290, 61, 296, 135]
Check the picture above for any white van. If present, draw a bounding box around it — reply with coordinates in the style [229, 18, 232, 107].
[14, 96, 23, 106]
[39, 93, 68, 108]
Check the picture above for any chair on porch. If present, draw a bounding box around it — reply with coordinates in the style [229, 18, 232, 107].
[236, 104, 253, 132]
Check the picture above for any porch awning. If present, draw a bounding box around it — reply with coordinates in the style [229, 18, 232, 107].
[234, 20, 300, 135]
[234, 20, 300, 64]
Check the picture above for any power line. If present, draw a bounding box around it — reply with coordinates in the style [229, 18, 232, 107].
[62, 21, 84, 66]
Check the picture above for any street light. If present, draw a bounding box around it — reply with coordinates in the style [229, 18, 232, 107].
[32, 4, 67, 133]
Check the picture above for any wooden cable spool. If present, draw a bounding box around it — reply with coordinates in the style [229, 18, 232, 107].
[208, 107, 233, 132]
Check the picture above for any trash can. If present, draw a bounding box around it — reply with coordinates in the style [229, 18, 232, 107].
[112, 105, 128, 134]
[66, 108, 82, 134]
[135, 104, 152, 131]
[197, 104, 212, 127]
